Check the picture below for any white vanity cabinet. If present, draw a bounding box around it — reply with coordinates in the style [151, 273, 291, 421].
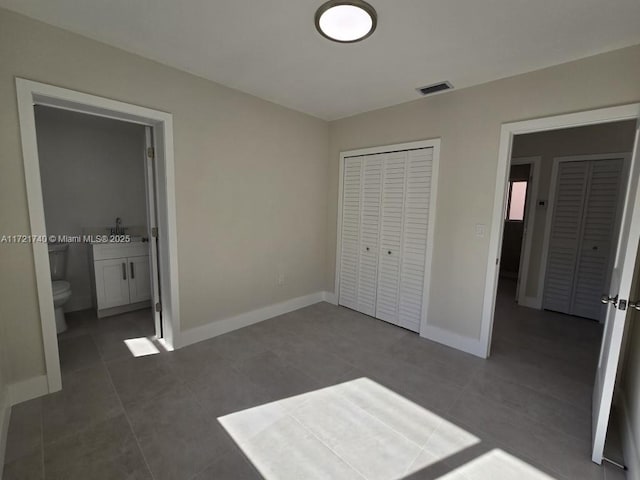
[91, 242, 151, 317]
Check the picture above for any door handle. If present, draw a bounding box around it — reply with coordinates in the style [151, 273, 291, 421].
[628, 300, 640, 311]
[130, 262, 135, 279]
[601, 294, 618, 307]
[122, 262, 127, 280]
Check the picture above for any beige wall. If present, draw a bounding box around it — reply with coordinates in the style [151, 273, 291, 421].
[511, 121, 637, 299]
[0, 9, 329, 384]
[0, 313, 7, 410]
[621, 312, 640, 476]
[36, 107, 148, 312]
[328, 44, 640, 341]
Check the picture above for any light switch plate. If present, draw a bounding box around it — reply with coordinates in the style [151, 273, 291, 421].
[475, 224, 486, 237]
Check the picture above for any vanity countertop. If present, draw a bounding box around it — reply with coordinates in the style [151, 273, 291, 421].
[91, 240, 149, 261]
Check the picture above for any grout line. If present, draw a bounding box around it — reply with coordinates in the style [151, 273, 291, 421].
[102, 352, 157, 480]
[288, 414, 369, 480]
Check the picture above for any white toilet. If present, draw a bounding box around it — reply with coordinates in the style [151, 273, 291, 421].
[48, 243, 72, 334]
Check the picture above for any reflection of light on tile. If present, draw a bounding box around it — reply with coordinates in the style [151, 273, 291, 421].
[438, 449, 557, 480]
[218, 377, 480, 480]
[124, 337, 160, 357]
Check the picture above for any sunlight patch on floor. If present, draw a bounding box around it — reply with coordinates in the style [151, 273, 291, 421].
[438, 449, 556, 480]
[123, 337, 161, 357]
[218, 377, 481, 479]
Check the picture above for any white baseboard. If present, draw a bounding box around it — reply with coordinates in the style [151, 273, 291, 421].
[517, 296, 541, 309]
[0, 387, 10, 477]
[322, 291, 338, 305]
[420, 324, 487, 358]
[178, 291, 327, 348]
[8, 375, 48, 407]
[621, 393, 639, 480]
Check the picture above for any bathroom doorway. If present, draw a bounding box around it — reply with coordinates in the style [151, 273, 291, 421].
[16, 79, 180, 393]
[35, 105, 163, 372]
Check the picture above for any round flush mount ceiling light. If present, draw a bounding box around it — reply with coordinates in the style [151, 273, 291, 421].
[315, 0, 377, 43]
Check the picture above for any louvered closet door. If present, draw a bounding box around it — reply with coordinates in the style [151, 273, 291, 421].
[356, 154, 384, 316]
[572, 159, 623, 320]
[543, 161, 589, 314]
[375, 151, 408, 325]
[339, 157, 363, 310]
[397, 148, 433, 332]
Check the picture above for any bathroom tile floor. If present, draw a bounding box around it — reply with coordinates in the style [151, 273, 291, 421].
[2, 282, 627, 479]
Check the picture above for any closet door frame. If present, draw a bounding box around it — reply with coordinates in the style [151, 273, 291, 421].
[538, 152, 631, 319]
[334, 139, 441, 335]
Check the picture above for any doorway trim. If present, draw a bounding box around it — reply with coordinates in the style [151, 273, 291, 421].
[481, 104, 640, 358]
[16, 78, 181, 393]
[508, 156, 541, 307]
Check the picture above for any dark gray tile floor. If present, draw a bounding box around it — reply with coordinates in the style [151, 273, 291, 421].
[2, 283, 627, 479]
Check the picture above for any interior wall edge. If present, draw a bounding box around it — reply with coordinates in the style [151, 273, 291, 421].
[621, 391, 640, 480]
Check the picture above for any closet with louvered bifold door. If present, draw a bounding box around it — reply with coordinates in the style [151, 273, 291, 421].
[543, 158, 625, 321]
[338, 147, 434, 332]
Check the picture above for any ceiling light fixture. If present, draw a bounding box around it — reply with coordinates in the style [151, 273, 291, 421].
[315, 0, 377, 43]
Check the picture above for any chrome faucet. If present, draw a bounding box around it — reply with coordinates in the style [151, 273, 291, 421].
[111, 217, 123, 235]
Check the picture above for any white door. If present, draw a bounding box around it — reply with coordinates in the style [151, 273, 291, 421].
[95, 258, 130, 309]
[144, 127, 162, 336]
[356, 154, 384, 316]
[339, 157, 363, 310]
[593, 121, 640, 463]
[128, 255, 152, 303]
[398, 148, 433, 332]
[376, 151, 408, 325]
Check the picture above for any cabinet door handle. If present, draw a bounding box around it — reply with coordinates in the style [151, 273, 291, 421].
[130, 262, 135, 279]
[122, 262, 127, 280]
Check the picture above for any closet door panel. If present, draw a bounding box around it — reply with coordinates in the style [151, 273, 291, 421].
[543, 161, 588, 314]
[398, 148, 433, 332]
[572, 159, 624, 320]
[376, 152, 407, 325]
[357, 154, 384, 316]
[339, 158, 363, 310]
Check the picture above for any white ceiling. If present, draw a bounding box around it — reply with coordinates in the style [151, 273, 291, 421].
[3, 0, 640, 120]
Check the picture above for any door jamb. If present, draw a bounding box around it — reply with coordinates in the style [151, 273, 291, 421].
[507, 156, 541, 306]
[481, 104, 640, 358]
[16, 78, 181, 393]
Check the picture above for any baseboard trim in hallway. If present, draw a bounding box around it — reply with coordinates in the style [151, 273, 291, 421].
[177, 291, 328, 348]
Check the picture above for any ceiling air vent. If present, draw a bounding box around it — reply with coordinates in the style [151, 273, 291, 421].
[416, 81, 453, 96]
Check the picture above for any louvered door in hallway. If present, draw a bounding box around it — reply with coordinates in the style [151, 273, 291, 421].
[543, 157, 625, 321]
